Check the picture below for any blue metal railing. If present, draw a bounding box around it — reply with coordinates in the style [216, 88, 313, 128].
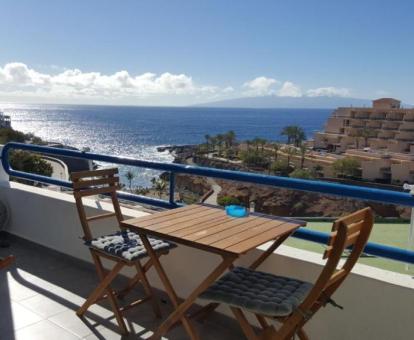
[2, 142, 414, 265]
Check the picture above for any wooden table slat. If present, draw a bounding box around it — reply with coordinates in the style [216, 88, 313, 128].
[122, 204, 305, 255]
[134, 206, 218, 229]
[226, 222, 299, 253]
[210, 220, 288, 250]
[187, 216, 271, 244]
[172, 215, 231, 238]
[132, 205, 210, 229]
[124, 204, 203, 225]
[153, 209, 229, 234]
[161, 214, 230, 236]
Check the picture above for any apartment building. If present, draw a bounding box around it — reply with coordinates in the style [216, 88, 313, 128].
[312, 98, 414, 183]
[314, 98, 414, 154]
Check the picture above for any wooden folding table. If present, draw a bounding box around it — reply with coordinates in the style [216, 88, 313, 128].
[121, 203, 305, 339]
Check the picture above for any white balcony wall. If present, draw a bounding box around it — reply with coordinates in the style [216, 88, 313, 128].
[0, 181, 413, 340]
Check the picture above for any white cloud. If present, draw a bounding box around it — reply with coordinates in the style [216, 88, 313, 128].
[243, 76, 279, 96]
[277, 81, 302, 97]
[222, 86, 235, 93]
[0, 62, 221, 100]
[0, 63, 354, 105]
[306, 86, 350, 97]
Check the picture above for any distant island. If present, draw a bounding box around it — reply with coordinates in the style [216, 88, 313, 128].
[195, 95, 413, 109]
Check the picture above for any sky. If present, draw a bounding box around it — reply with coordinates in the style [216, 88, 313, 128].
[0, 0, 413, 106]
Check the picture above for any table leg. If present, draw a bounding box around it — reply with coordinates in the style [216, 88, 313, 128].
[139, 234, 198, 339]
[140, 233, 236, 339]
[248, 232, 292, 270]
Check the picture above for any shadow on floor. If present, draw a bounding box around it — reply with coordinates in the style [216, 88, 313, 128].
[0, 234, 244, 339]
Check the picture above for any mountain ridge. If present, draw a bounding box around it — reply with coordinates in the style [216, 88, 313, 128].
[195, 95, 413, 109]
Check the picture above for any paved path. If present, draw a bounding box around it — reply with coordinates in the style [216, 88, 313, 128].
[204, 179, 221, 205]
[186, 157, 221, 205]
[43, 157, 69, 181]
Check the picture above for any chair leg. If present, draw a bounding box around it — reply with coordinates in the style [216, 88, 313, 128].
[0, 255, 15, 270]
[135, 262, 162, 318]
[77, 254, 128, 335]
[255, 314, 269, 329]
[94, 255, 129, 335]
[230, 307, 258, 340]
[116, 273, 141, 299]
[297, 327, 309, 340]
[77, 260, 124, 317]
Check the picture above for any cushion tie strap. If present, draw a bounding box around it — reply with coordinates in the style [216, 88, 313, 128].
[121, 229, 130, 241]
[320, 292, 344, 310]
[326, 297, 344, 310]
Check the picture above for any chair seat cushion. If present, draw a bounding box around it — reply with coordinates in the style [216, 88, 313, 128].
[199, 266, 313, 317]
[86, 230, 176, 261]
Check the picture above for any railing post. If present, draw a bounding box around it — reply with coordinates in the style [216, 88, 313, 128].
[403, 183, 414, 271]
[0, 145, 9, 183]
[408, 208, 414, 271]
[169, 172, 176, 205]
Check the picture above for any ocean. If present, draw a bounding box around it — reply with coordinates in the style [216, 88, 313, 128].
[1, 103, 331, 187]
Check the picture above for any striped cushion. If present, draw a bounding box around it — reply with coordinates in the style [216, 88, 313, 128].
[86, 230, 175, 261]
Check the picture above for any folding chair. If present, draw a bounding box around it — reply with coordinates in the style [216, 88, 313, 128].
[71, 168, 176, 335]
[200, 207, 374, 340]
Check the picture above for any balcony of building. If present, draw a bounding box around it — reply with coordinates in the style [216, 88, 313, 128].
[403, 112, 414, 122]
[399, 121, 414, 131]
[365, 121, 382, 129]
[381, 121, 401, 131]
[370, 112, 387, 120]
[1, 143, 414, 340]
[395, 131, 414, 141]
[386, 112, 405, 121]
[352, 111, 371, 119]
[377, 130, 396, 139]
[349, 119, 365, 128]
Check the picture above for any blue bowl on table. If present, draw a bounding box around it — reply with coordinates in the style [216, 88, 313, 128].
[225, 205, 249, 218]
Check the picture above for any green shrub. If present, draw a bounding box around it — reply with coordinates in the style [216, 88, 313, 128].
[217, 196, 241, 207]
[0, 128, 27, 144]
[240, 150, 270, 168]
[289, 168, 314, 179]
[332, 157, 361, 178]
[270, 160, 292, 176]
[10, 150, 53, 177]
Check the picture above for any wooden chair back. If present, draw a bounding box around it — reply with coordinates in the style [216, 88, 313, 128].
[71, 168, 123, 241]
[299, 207, 374, 312]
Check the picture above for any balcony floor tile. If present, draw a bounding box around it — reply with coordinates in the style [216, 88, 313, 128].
[1, 235, 245, 339]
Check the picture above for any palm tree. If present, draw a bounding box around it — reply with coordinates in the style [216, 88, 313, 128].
[258, 138, 267, 152]
[272, 142, 280, 161]
[350, 130, 363, 149]
[216, 134, 224, 156]
[204, 134, 211, 152]
[281, 126, 296, 145]
[286, 146, 296, 167]
[252, 137, 261, 151]
[281, 125, 306, 147]
[226, 130, 236, 148]
[360, 128, 375, 147]
[210, 136, 217, 153]
[154, 179, 166, 198]
[125, 170, 135, 191]
[299, 144, 307, 169]
[293, 127, 306, 147]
